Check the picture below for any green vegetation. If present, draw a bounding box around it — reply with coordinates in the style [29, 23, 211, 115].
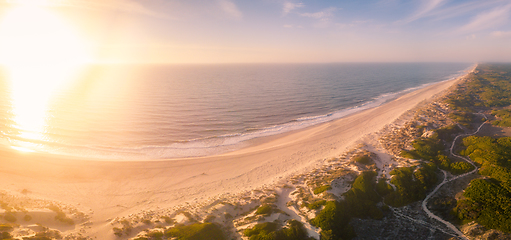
[449, 161, 474, 175]
[313, 185, 332, 195]
[311, 171, 383, 240]
[310, 201, 356, 240]
[461, 136, 511, 186]
[399, 124, 471, 175]
[304, 65, 511, 238]
[113, 219, 133, 237]
[0, 224, 13, 232]
[204, 215, 216, 223]
[384, 164, 437, 207]
[2, 214, 16, 223]
[400, 136, 443, 161]
[164, 222, 225, 240]
[162, 216, 174, 224]
[255, 204, 273, 215]
[454, 179, 511, 232]
[455, 134, 511, 232]
[375, 178, 393, 196]
[243, 220, 311, 240]
[446, 64, 511, 111]
[146, 230, 164, 239]
[23, 215, 32, 222]
[352, 152, 373, 165]
[23, 229, 62, 240]
[0, 231, 13, 240]
[492, 109, 511, 127]
[399, 125, 462, 164]
[437, 155, 451, 170]
[449, 112, 474, 127]
[307, 200, 327, 210]
[434, 125, 463, 142]
[49, 205, 74, 225]
[396, 64, 511, 234]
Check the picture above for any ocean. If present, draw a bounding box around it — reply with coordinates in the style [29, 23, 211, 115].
[0, 62, 473, 159]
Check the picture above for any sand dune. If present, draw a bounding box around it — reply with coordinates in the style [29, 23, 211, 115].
[0, 73, 466, 238]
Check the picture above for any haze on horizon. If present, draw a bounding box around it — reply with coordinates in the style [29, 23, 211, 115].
[0, 0, 511, 64]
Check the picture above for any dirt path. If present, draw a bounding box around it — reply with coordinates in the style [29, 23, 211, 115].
[421, 113, 488, 240]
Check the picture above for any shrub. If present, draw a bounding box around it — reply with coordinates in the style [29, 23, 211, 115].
[243, 220, 310, 240]
[353, 155, 372, 165]
[449, 112, 473, 126]
[162, 216, 174, 224]
[1, 232, 12, 239]
[434, 125, 462, 142]
[311, 171, 383, 240]
[113, 227, 123, 237]
[456, 179, 511, 232]
[492, 109, 511, 127]
[146, 230, 164, 239]
[307, 200, 327, 210]
[243, 222, 279, 238]
[311, 201, 356, 240]
[450, 161, 474, 175]
[385, 165, 437, 207]
[3, 214, 16, 223]
[437, 155, 451, 170]
[23, 215, 32, 222]
[255, 204, 273, 215]
[313, 185, 332, 195]
[164, 222, 225, 240]
[49, 205, 74, 225]
[0, 224, 13, 232]
[204, 215, 216, 222]
[375, 178, 393, 197]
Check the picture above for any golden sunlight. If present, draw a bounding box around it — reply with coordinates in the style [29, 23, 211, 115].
[0, 4, 91, 151]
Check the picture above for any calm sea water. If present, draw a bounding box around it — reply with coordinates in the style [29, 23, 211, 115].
[0, 63, 472, 159]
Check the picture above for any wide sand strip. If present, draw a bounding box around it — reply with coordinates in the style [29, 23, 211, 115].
[0, 73, 467, 234]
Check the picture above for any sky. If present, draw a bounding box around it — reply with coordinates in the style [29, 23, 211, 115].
[1, 0, 511, 63]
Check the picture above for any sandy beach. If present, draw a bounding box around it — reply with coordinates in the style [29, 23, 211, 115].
[0, 72, 468, 239]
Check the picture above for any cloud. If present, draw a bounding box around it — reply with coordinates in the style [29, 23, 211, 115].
[399, 0, 446, 23]
[300, 7, 337, 19]
[282, 1, 304, 15]
[491, 30, 511, 38]
[426, 0, 505, 22]
[217, 0, 243, 19]
[299, 7, 338, 28]
[458, 4, 511, 33]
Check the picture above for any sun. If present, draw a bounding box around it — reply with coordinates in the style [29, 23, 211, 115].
[0, 3, 92, 151]
[0, 4, 91, 66]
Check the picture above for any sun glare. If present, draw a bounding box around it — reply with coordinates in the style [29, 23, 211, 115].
[0, 4, 91, 151]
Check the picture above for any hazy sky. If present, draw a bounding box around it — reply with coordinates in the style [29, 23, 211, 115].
[2, 0, 511, 63]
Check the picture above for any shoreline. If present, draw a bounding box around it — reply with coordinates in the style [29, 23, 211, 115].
[0, 65, 475, 239]
[0, 64, 474, 161]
